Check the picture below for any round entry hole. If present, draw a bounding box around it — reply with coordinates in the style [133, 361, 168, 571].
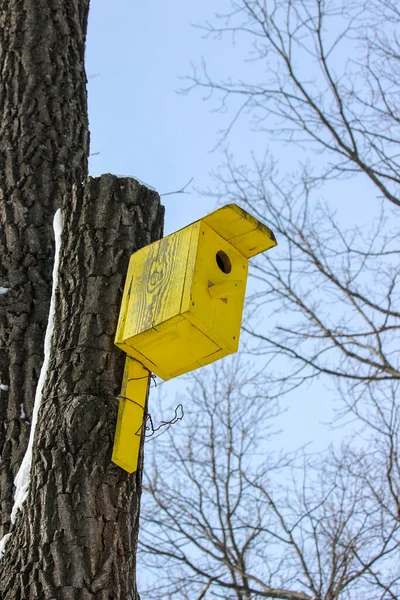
[216, 250, 232, 274]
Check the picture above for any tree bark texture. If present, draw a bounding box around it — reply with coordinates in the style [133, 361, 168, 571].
[0, 174, 164, 599]
[0, 0, 90, 537]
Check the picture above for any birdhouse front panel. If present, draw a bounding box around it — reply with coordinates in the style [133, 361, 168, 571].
[184, 221, 248, 353]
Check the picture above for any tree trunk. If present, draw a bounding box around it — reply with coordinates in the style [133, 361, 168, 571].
[0, 174, 164, 598]
[0, 0, 90, 537]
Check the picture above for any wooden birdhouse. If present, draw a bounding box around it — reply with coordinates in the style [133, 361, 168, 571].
[112, 203, 277, 473]
[114, 204, 277, 381]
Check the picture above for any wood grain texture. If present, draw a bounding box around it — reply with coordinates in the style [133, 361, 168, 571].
[124, 226, 192, 339]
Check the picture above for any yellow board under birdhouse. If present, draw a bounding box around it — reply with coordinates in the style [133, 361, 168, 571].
[115, 204, 277, 380]
[112, 357, 150, 473]
[112, 203, 277, 473]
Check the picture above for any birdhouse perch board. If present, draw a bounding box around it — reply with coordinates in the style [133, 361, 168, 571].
[112, 203, 277, 472]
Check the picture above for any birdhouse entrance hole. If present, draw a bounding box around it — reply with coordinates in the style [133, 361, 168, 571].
[216, 250, 231, 274]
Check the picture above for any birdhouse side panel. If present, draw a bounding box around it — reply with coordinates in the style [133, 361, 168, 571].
[115, 252, 137, 349]
[123, 226, 192, 339]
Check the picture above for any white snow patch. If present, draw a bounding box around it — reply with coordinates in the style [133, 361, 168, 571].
[114, 174, 156, 191]
[0, 533, 12, 559]
[0, 384, 9, 392]
[11, 209, 63, 524]
[0, 287, 9, 295]
[20, 404, 26, 420]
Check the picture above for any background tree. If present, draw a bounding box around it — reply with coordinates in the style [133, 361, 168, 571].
[140, 1, 400, 598]
[0, 1, 164, 597]
[139, 361, 399, 600]
[184, 0, 400, 401]
[191, 0, 400, 208]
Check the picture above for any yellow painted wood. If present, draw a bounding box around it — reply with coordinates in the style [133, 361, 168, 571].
[134, 318, 219, 378]
[229, 227, 277, 258]
[124, 225, 192, 339]
[203, 204, 277, 257]
[208, 279, 245, 299]
[169, 347, 227, 378]
[204, 204, 255, 238]
[112, 358, 150, 473]
[180, 221, 200, 314]
[198, 347, 229, 368]
[115, 253, 136, 348]
[112, 204, 279, 472]
[119, 315, 186, 380]
[113, 340, 159, 374]
[186, 222, 247, 353]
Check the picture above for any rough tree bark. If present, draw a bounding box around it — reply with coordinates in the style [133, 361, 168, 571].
[0, 175, 164, 598]
[0, 0, 166, 596]
[0, 0, 90, 537]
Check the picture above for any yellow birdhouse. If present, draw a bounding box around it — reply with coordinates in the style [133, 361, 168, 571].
[112, 204, 277, 472]
[115, 204, 277, 379]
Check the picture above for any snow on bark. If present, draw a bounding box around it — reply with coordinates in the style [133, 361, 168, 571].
[0, 534, 11, 558]
[10, 209, 63, 523]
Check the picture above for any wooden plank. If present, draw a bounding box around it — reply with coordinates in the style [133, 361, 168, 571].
[124, 227, 191, 339]
[133, 318, 219, 378]
[180, 222, 200, 314]
[115, 343, 169, 380]
[121, 245, 156, 338]
[114, 253, 136, 347]
[198, 347, 229, 368]
[229, 226, 277, 258]
[157, 226, 192, 325]
[204, 204, 255, 239]
[203, 203, 277, 258]
[112, 357, 150, 473]
[187, 222, 247, 352]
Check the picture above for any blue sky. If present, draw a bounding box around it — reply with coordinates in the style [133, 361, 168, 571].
[86, 0, 227, 234]
[85, 1, 379, 451]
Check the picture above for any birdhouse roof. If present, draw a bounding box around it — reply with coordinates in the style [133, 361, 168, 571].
[200, 203, 277, 258]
